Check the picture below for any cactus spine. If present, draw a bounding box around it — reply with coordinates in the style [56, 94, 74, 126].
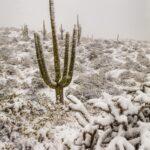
[60, 24, 64, 40]
[22, 25, 29, 41]
[34, 0, 77, 103]
[77, 15, 82, 45]
[43, 20, 47, 40]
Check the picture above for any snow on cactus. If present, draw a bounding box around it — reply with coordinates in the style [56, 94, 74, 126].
[65, 89, 150, 149]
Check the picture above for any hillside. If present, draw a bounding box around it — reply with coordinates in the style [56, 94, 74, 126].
[0, 27, 150, 149]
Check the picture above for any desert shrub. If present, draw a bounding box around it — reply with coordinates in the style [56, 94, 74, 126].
[76, 56, 86, 64]
[9, 59, 20, 66]
[121, 46, 128, 52]
[133, 72, 145, 83]
[0, 92, 70, 149]
[0, 47, 11, 61]
[74, 63, 86, 74]
[92, 55, 113, 70]
[31, 77, 46, 89]
[117, 71, 145, 87]
[137, 52, 150, 67]
[21, 55, 33, 68]
[88, 51, 98, 61]
[123, 58, 147, 73]
[0, 64, 4, 74]
[17, 43, 28, 50]
[65, 89, 150, 149]
[74, 73, 105, 89]
[20, 82, 30, 89]
[5, 65, 17, 76]
[6, 79, 19, 89]
[0, 79, 6, 91]
[70, 72, 121, 100]
[11, 37, 18, 43]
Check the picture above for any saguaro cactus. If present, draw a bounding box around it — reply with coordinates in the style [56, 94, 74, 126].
[34, 0, 77, 103]
[60, 24, 64, 40]
[77, 15, 82, 45]
[43, 20, 47, 40]
[22, 25, 29, 41]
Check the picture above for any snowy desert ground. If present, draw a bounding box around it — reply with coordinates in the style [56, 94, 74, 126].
[0, 27, 150, 149]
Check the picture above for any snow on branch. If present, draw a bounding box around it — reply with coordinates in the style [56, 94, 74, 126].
[66, 89, 150, 149]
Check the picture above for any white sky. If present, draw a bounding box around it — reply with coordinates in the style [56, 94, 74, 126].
[0, 0, 150, 40]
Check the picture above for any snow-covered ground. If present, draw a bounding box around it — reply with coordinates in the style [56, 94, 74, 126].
[0, 27, 150, 149]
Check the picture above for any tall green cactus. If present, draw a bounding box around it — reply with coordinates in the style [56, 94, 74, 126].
[77, 15, 82, 45]
[34, 0, 77, 103]
[60, 24, 64, 40]
[43, 20, 47, 40]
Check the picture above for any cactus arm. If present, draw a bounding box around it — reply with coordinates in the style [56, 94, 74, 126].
[43, 20, 47, 40]
[68, 27, 77, 77]
[59, 32, 70, 84]
[60, 24, 64, 32]
[49, 0, 61, 82]
[77, 15, 81, 45]
[62, 33, 70, 77]
[60, 24, 64, 40]
[77, 15, 79, 27]
[34, 33, 57, 88]
[78, 25, 82, 41]
[63, 27, 77, 87]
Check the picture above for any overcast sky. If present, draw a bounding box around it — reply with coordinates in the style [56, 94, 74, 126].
[0, 0, 150, 40]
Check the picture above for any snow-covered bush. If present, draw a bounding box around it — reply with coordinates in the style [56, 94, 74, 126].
[70, 72, 121, 100]
[65, 89, 150, 149]
[88, 51, 98, 61]
[31, 77, 46, 89]
[92, 55, 113, 70]
[136, 52, 150, 67]
[123, 57, 147, 73]
[0, 93, 70, 149]
[5, 65, 17, 76]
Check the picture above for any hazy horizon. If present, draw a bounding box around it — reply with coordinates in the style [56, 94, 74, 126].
[0, 0, 150, 40]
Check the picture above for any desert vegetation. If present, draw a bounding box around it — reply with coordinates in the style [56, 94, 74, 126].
[21, 25, 29, 41]
[34, 0, 77, 103]
[77, 15, 82, 45]
[0, 0, 150, 149]
[59, 24, 64, 40]
[42, 21, 47, 41]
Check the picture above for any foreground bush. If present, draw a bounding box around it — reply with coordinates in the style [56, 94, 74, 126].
[65, 88, 150, 150]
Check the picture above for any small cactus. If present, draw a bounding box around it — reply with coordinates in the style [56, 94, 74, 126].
[43, 20, 47, 40]
[22, 25, 29, 41]
[34, 0, 77, 103]
[60, 24, 64, 40]
[77, 15, 82, 45]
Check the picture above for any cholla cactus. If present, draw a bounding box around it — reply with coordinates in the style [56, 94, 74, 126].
[43, 20, 47, 40]
[22, 25, 29, 41]
[34, 0, 77, 103]
[60, 24, 65, 40]
[77, 15, 82, 45]
[65, 89, 150, 149]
